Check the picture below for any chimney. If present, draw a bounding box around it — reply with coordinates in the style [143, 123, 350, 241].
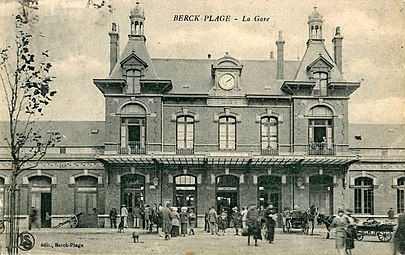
[332, 27, 343, 73]
[109, 22, 120, 75]
[270, 51, 274, 60]
[208, 53, 211, 59]
[276, 31, 285, 80]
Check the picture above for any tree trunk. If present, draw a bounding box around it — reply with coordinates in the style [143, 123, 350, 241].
[8, 163, 18, 255]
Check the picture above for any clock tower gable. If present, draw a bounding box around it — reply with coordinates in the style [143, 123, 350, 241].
[210, 52, 244, 96]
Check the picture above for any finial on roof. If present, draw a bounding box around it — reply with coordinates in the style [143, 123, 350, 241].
[308, 6, 323, 20]
[225, 52, 230, 56]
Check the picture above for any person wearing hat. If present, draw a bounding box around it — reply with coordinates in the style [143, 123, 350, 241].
[231, 207, 242, 236]
[331, 209, 349, 255]
[265, 213, 276, 244]
[179, 207, 189, 237]
[121, 204, 128, 228]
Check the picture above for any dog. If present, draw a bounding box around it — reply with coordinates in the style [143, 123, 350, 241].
[132, 232, 140, 243]
[118, 221, 124, 233]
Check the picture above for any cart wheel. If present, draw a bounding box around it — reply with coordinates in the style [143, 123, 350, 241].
[69, 215, 78, 228]
[18, 231, 35, 251]
[0, 221, 5, 234]
[356, 231, 364, 241]
[377, 230, 392, 242]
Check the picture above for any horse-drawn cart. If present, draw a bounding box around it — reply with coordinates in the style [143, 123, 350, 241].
[53, 212, 84, 229]
[355, 220, 396, 242]
[284, 211, 309, 234]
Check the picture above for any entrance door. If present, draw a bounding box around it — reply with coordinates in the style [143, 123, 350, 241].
[41, 193, 51, 228]
[309, 175, 333, 215]
[121, 174, 145, 227]
[258, 176, 281, 213]
[216, 175, 239, 217]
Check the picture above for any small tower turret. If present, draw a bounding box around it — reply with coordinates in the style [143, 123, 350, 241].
[307, 7, 324, 42]
[129, 1, 145, 38]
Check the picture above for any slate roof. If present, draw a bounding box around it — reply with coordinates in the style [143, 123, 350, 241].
[349, 124, 405, 148]
[152, 59, 301, 95]
[109, 37, 159, 80]
[294, 41, 344, 81]
[0, 121, 105, 147]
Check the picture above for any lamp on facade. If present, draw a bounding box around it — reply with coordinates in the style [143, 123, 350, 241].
[152, 177, 159, 186]
[296, 177, 305, 190]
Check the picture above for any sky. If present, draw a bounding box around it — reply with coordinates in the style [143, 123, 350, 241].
[0, 0, 404, 123]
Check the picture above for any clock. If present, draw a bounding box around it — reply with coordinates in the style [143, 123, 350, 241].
[218, 73, 235, 90]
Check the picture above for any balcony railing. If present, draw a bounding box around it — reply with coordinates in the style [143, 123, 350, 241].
[176, 148, 195, 155]
[307, 142, 335, 156]
[261, 147, 279, 156]
[118, 141, 147, 155]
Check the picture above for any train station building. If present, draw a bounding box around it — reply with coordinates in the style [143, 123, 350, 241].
[0, 3, 403, 228]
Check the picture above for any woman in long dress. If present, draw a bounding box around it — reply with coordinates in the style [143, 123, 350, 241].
[330, 209, 348, 255]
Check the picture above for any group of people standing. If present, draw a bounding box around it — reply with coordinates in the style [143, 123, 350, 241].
[204, 205, 276, 246]
[109, 203, 196, 239]
[159, 203, 196, 240]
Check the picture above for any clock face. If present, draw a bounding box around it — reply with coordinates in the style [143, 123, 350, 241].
[219, 73, 235, 90]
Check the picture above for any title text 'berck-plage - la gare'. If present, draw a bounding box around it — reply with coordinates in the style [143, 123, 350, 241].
[173, 14, 270, 22]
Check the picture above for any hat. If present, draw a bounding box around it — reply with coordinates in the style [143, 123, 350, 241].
[268, 214, 273, 218]
[338, 209, 345, 213]
[233, 207, 238, 211]
[345, 208, 354, 214]
[122, 204, 126, 207]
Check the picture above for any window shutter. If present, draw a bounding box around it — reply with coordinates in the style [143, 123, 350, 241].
[309, 126, 314, 142]
[327, 127, 333, 148]
[121, 125, 127, 148]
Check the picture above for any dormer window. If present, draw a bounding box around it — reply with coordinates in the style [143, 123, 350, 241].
[313, 72, 328, 96]
[126, 69, 141, 94]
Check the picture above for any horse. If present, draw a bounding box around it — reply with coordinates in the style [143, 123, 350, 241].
[306, 204, 319, 235]
[316, 213, 335, 239]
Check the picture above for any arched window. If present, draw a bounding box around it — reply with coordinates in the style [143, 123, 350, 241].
[397, 177, 405, 213]
[219, 116, 236, 150]
[119, 103, 147, 154]
[313, 72, 328, 96]
[176, 116, 194, 154]
[354, 177, 374, 214]
[261, 117, 278, 155]
[308, 106, 334, 155]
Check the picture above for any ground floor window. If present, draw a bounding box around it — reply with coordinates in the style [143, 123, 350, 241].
[397, 177, 405, 213]
[354, 177, 374, 214]
[174, 175, 196, 212]
[258, 176, 281, 213]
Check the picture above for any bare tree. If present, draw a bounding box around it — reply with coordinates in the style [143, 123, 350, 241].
[0, 1, 60, 254]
